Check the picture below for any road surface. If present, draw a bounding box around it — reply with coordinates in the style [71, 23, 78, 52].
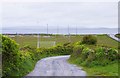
[27, 55, 86, 76]
[107, 34, 120, 42]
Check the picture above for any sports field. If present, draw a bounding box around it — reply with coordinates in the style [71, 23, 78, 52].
[8, 34, 119, 49]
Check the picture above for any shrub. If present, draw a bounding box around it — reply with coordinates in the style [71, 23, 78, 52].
[63, 42, 71, 46]
[2, 35, 38, 76]
[95, 47, 118, 61]
[20, 45, 32, 51]
[81, 48, 95, 67]
[81, 48, 93, 60]
[74, 41, 82, 46]
[70, 45, 85, 59]
[92, 47, 118, 66]
[82, 35, 97, 45]
[107, 48, 118, 61]
[95, 47, 106, 59]
[2, 35, 20, 76]
[69, 42, 118, 67]
[63, 43, 73, 55]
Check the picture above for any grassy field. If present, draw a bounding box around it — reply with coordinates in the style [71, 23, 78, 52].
[7, 34, 119, 49]
[9, 35, 83, 48]
[95, 35, 119, 49]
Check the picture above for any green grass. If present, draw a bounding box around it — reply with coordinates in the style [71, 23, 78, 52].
[9, 35, 83, 48]
[68, 56, 118, 76]
[12, 35, 37, 48]
[97, 35, 119, 49]
[8, 34, 119, 49]
[39, 41, 56, 48]
[83, 63, 118, 76]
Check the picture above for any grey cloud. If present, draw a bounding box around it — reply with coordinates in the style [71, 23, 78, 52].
[2, 2, 118, 28]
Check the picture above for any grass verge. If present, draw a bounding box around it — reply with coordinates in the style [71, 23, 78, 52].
[68, 59, 118, 76]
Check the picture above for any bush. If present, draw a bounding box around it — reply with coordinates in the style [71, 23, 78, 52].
[95, 47, 118, 61]
[63, 43, 73, 55]
[69, 43, 118, 67]
[81, 48, 93, 60]
[2, 35, 38, 76]
[80, 48, 95, 67]
[106, 48, 118, 61]
[73, 41, 82, 46]
[2, 35, 20, 76]
[37, 43, 73, 57]
[70, 45, 85, 60]
[82, 35, 97, 45]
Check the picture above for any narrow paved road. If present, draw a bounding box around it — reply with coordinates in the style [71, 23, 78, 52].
[107, 34, 120, 42]
[27, 55, 86, 76]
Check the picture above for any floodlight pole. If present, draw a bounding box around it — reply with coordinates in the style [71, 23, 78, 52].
[37, 20, 40, 48]
[37, 33, 40, 48]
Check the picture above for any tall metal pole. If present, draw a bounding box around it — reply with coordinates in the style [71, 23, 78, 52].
[37, 20, 40, 48]
[37, 33, 40, 48]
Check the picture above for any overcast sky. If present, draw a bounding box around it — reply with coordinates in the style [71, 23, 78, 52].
[1, 0, 119, 29]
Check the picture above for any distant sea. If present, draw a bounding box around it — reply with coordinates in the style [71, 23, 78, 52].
[2, 28, 119, 34]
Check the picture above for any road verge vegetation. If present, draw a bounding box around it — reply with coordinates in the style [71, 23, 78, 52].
[2, 35, 73, 77]
[68, 42, 119, 76]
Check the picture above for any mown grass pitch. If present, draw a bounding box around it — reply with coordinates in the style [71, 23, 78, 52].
[39, 41, 56, 48]
[9, 35, 57, 48]
[8, 34, 119, 49]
